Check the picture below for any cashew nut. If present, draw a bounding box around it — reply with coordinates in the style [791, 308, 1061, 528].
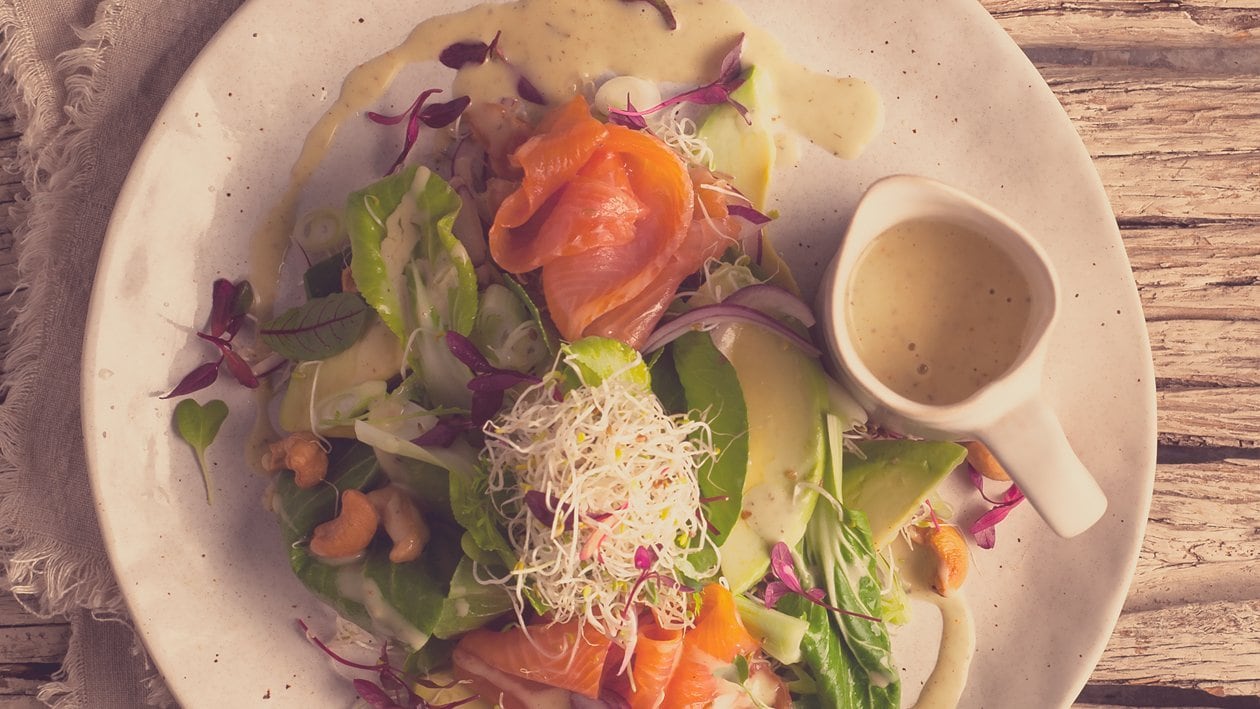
[918, 524, 969, 596]
[310, 489, 380, 560]
[261, 431, 329, 488]
[367, 486, 430, 563]
[964, 440, 1010, 482]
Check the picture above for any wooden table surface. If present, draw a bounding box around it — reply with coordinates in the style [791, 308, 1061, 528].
[2, 1, 1258, 707]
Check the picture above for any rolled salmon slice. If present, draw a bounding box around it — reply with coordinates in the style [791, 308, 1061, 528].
[625, 621, 685, 709]
[453, 618, 611, 699]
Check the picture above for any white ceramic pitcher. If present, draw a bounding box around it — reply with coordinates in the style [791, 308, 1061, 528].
[817, 175, 1107, 538]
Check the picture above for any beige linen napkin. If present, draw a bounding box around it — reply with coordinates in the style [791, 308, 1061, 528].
[0, 0, 243, 705]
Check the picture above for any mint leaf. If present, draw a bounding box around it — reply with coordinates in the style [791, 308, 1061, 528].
[173, 398, 229, 504]
[259, 292, 372, 361]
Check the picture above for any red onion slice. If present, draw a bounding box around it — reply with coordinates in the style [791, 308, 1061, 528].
[642, 302, 820, 357]
[724, 283, 815, 327]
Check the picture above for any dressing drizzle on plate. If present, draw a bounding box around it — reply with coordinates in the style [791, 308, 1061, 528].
[248, 0, 881, 314]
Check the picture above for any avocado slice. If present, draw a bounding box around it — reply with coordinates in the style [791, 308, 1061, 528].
[278, 319, 405, 436]
[697, 66, 777, 210]
[715, 324, 827, 592]
[842, 439, 968, 548]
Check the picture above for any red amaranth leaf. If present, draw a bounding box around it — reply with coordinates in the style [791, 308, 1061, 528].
[258, 292, 371, 361]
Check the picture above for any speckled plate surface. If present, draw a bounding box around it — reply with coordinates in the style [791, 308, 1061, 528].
[81, 0, 1156, 706]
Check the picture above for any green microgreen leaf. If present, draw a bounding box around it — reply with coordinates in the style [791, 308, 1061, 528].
[172, 398, 229, 504]
[733, 654, 750, 684]
[259, 292, 372, 361]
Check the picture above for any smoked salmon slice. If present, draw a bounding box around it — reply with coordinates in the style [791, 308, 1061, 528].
[488, 97, 737, 349]
[661, 583, 760, 708]
[625, 621, 685, 709]
[453, 618, 612, 699]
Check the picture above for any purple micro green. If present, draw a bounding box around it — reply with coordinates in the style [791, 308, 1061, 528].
[466, 370, 540, 392]
[764, 542, 880, 622]
[523, 489, 577, 530]
[411, 416, 470, 448]
[607, 97, 649, 131]
[924, 498, 942, 532]
[727, 204, 772, 226]
[620, 0, 677, 30]
[516, 75, 546, 105]
[197, 332, 260, 388]
[635, 544, 659, 570]
[623, 545, 696, 617]
[160, 360, 221, 399]
[445, 331, 541, 428]
[162, 279, 260, 398]
[524, 490, 557, 526]
[298, 620, 476, 709]
[419, 95, 472, 128]
[440, 41, 488, 70]
[366, 89, 441, 125]
[445, 330, 494, 374]
[967, 465, 1026, 549]
[470, 31, 546, 105]
[366, 88, 446, 175]
[438, 30, 502, 69]
[352, 679, 398, 709]
[607, 34, 750, 125]
[208, 278, 239, 337]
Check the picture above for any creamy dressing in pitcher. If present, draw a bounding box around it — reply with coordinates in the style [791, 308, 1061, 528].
[846, 218, 1033, 405]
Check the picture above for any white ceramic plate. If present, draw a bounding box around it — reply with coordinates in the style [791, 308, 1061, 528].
[82, 0, 1156, 706]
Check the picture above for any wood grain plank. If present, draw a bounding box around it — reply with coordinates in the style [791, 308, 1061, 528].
[1093, 599, 1260, 695]
[1124, 223, 1260, 321]
[1096, 151, 1260, 222]
[0, 625, 69, 665]
[984, 0, 1260, 49]
[0, 697, 44, 708]
[0, 114, 19, 142]
[0, 669, 50, 699]
[1159, 387, 1260, 448]
[1127, 460, 1260, 612]
[0, 594, 62, 629]
[1149, 320, 1260, 387]
[1042, 67, 1260, 156]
